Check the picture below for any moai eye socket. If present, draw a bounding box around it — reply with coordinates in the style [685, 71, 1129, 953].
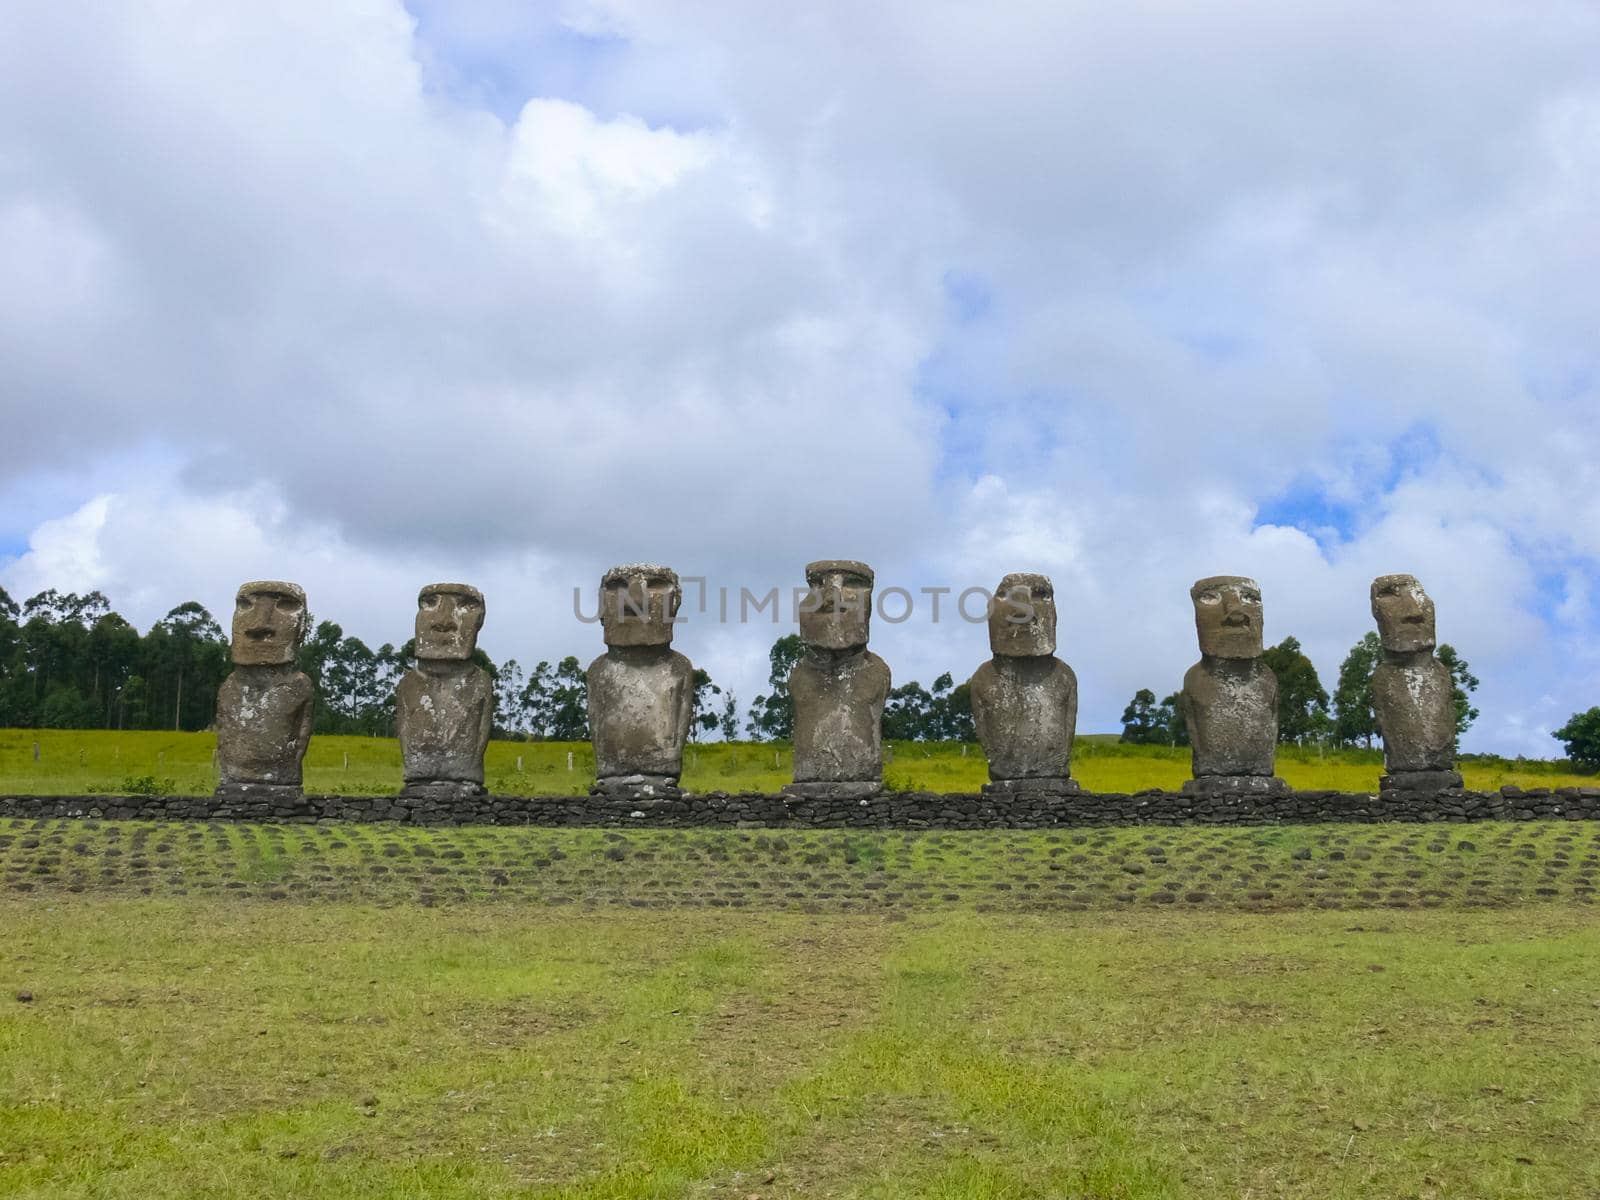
[1197, 591, 1221, 606]
[236, 596, 251, 612]
[1242, 589, 1261, 604]
[276, 596, 302, 614]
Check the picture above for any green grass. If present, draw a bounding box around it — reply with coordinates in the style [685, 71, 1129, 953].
[2, 882, 1597, 1197]
[2, 729, 1595, 796]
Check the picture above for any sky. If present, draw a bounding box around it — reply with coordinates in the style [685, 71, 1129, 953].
[2, 0, 1598, 753]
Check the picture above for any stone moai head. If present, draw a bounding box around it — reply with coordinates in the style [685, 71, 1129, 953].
[798, 560, 874, 651]
[1371, 573, 1436, 654]
[230, 581, 309, 666]
[599, 564, 681, 649]
[1191, 575, 1264, 660]
[415, 583, 485, 662]
[989, 572, 1056, 657]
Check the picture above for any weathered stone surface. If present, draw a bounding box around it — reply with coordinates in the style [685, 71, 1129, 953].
[591, 774, 684, 800]
[397, 583, 491, 796]
[790, 561, 890, 788]
[1370, 574, 1457, 777]
[1181, 774, 1290, 796]
[1380, 769, 1464, 792]
[588, 565, 694, 796]
[216, 581, 314, 794]
[1182, 576, 1280, 782]
[970, 573, 1078, 787]
[980, 777, 1081, 797]
[781, 780, 884, 800]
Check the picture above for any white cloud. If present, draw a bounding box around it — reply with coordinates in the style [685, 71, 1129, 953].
[1, 0, 1598, 755]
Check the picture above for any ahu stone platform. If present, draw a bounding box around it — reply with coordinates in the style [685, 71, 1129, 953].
[3, 786, 1599, 828]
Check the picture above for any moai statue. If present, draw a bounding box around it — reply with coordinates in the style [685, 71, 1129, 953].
[1370, 574, 1462, 792]
[396, 583, 492, 801]
[587, 564, 695, 799]
[215, 581, 314, 801]
[1180, 575, 1287, 795]
[784, 560, 891, 799]
[968, 573, 1079, 796]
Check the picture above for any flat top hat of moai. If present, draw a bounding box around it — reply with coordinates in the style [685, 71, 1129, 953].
[1370, 573, 1435, 653]
[990, 571, 1056, 657]
[415, 582, 485, 661]
[1190, 575, 1263, 659]
[231, 580, 309, 665]
[600, 563, 681, 647]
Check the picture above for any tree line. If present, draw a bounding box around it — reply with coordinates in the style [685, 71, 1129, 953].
[9, 585, 1595, 765]
[1118, 633, 1481, 748]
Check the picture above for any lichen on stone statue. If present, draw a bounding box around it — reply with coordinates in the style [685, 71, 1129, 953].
[968, 573, 1079, 797]
[215, 580, 314, 803]
[1370, 574, 1462, 792]
[784, 560, 891, 800]
[396, 583, 492, 801]
[587, 564, 695, 799]
[1180, 575, 1287, 795]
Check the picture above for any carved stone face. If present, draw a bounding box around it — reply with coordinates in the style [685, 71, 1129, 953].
[989, 572, 1056, 657]
[1191, 575, 1264, 659]
[798, 560, 873, 651]
[415, 583, 484, 662]
[1371, 573, 1436, 653]
[599, 564, 681, 648]
[231, 581, 308, 666]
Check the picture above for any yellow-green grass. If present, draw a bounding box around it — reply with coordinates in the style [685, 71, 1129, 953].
[2, 729, 1594, 796]
[2, 887, 1597, 1198]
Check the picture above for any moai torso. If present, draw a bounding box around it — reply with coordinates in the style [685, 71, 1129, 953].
[217, 580, 313, 792]
[216, 666, 314, 787]
[1183, 657, 1277, 777]
[790, 649, 891, 783]
[1369, 574, 1456, 778]
[397, 583, 491, 791]
[588, 647, 695, 779]
[1372, 655, 1455, 772]
[397, 664, 493, 785]
[971, 658, 1078, 780]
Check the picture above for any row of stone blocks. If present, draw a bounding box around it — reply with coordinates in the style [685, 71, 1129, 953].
[6, 787, 1598, 829]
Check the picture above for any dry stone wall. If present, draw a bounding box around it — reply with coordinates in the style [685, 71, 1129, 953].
[3, 786, 1597, 828]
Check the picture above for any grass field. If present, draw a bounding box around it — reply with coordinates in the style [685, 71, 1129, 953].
[2, 816, 1598, 1198]
[1, 729, 1594, 796]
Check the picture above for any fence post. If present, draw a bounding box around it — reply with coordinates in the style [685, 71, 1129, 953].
[567, 751, 574, 772]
